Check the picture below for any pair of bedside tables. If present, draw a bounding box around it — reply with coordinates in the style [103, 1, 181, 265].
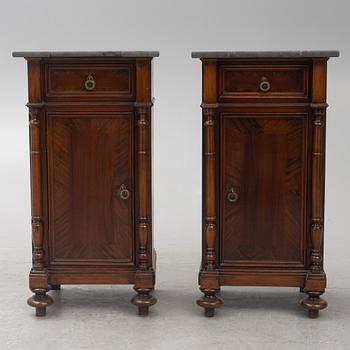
[13, 50, 339, 318]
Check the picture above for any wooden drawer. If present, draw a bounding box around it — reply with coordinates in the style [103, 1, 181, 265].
[44, 62, 134, 101]
[219, 64, 310, 101]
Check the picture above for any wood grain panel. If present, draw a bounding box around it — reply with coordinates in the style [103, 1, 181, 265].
[47, 112, 134, 265]
[220, 114, 308, 267]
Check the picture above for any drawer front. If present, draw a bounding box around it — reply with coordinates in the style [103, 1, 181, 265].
[219, 64, 309, 101]
[45, 63, 134, 101]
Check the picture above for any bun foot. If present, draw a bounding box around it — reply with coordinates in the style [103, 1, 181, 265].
[300, 293, 327, 319]
[197, 288, 223, 317]
[131, 287, 157, 316]
[28, 289, 54, 317]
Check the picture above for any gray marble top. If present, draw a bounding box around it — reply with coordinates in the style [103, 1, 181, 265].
[191, 51, 340, 59]
[12, 51, 159, 58]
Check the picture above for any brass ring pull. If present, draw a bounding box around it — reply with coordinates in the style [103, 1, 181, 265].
[119, 184, 130, 200]
[84, 75, 96, 91]
[227, 188, 239, 203]
[259, 76, 271, 92]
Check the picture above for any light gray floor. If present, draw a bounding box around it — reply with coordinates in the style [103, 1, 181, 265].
[1, 246, 350, 350]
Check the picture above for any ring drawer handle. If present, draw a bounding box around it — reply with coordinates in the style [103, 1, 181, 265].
[119, 184, 130, 200]
[259, 76, 271, 92]
[84, 75, 96, 91]
[227, 188, 239, 203]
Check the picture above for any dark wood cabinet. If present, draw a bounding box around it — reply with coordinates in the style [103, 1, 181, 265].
[13, 51, 159, 317]
[192, 51, 339, 318]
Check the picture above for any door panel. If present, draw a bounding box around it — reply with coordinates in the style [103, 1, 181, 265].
[220, 114, 308, 267]
[47, 113, 134, 265]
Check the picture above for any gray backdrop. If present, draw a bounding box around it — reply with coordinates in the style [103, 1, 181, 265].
[0, 1, 349, 349]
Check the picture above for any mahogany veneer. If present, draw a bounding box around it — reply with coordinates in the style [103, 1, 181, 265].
[13, 51, 159, 317]
[192, 50, 339, 318]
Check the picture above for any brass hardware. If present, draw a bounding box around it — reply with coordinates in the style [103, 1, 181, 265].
[119, 184, 130, 200]
[227, 188, 239, 203]
[259, 76, 271, 92]
[84, 75, 96, 91]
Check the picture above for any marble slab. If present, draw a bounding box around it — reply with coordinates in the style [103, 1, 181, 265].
[191, 50, 340, 59]
[12, 51, 159, 58]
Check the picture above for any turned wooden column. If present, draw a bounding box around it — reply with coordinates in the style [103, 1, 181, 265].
[202, 106, 218, 271]
[310, 105, 326, 275]
[26, 59, 53, 317]
[301, 59, 328, 318]
[136, 105, 150, 271]
[197, 60, 223, 317]
[131, 59, 157, 315]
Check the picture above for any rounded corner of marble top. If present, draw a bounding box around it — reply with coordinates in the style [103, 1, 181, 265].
[12, 51, 160, 58]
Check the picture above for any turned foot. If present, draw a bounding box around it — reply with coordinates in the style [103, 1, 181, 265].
[27, 289, 54, 317]
[197, 288, 223, 317]
[131, 287, 157, 316]
[138, 305, 149, 316]
[308, 309, 319, 318]
[49, 284, 61, 290]
[205, 308, 215, 317]
[300, 292, 327, 319]
[36, 307, 46, 317]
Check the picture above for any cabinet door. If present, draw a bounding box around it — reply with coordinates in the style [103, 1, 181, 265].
[220, 114, 308, 268]
[47, 112, 134, 265]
